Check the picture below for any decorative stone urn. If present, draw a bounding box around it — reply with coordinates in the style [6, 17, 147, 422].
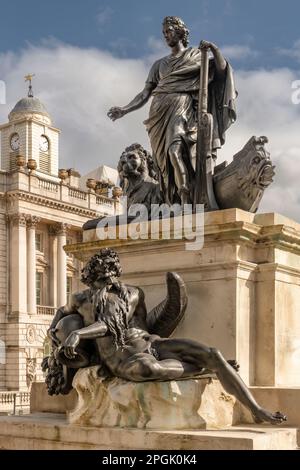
[112, 186, 123, 199]
[95, 179, 108, 196]
[86, 178, 97, 192]
[58, 168, 68, 181]
[16, 155, 25, 170]
[27, 158, 37, 171]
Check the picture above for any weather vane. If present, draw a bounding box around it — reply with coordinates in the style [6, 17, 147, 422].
[24, 73, 35, 97]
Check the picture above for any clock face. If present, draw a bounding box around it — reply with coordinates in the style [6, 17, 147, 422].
[10, 133, 20, 151]
[40, 135, 49, 152]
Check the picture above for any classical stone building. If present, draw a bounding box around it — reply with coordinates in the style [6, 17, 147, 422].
[0, 86, 117, 393]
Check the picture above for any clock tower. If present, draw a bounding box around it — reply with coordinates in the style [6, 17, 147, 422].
[0, 77, 59, 176]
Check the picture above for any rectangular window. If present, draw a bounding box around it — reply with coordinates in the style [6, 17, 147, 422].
[10, 154, 17, 171]
[35, 233, 43, 252]
[66, 276, 72, 304]
[39, 152, 50, 174]
[36, 272, 42, 306]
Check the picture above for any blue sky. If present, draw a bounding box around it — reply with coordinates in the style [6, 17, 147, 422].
[1, 0, 300, 219]
[0, 0, 300, 69]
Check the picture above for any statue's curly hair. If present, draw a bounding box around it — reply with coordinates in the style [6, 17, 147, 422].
[118, 143, 158, 182]
[163, 16, 190, 48]
[81, 248, 122, 286]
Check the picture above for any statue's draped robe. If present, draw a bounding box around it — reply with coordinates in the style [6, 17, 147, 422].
[144, 47, 237, 204]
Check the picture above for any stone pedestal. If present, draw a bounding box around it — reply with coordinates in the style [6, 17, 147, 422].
[65, 209, 300, 388]
[0, 413, 297, 450]
[68, 366, 243, 430]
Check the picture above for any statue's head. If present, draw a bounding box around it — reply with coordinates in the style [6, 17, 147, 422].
[235, 136, 275, 194]
[162, 16, 189, 48]
[118, 143, 157, 183]
[81, 248, 122, 287]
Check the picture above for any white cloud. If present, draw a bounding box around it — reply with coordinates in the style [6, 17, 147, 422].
[277, 39, 300, 62]
[221, 45, 259, 60]
[1, 42, 300, 221]
[146, 36, 169, 63]
[108, 37, 138, 57]
[218, 67, 300, 219]
[0, 41, 150, 174]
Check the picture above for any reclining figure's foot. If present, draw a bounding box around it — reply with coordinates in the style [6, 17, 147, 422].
[227, 359, 240, 372]
[253, 409, 287, 425]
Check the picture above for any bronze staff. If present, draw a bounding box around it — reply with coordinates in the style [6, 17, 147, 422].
[194, 42, 219, 211]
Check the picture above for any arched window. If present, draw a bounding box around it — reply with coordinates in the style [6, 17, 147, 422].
[0, 339, 5, 365]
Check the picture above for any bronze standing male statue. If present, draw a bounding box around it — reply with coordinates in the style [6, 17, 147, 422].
[44, 248, 286, 425]
[108, 16, 236, 206]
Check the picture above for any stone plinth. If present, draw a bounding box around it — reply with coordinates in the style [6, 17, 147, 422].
[68, 366, 243, 430]
[65, 209, 300, 388]
[30, 382, 77, 414]
[0, 413, 297, 450]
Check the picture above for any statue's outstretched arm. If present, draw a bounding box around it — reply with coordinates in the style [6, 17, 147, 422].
[73, 321, 108, 340]
[107, 82, 155, 121]
[64, 321, 108, 360]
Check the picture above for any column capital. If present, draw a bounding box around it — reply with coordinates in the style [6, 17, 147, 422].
[48, 225, 57, 236]
[10, 213, 27, 227]
[48, 223, 71, 236]
[26, 215, 41, 228]
[75, 231, 82, 243]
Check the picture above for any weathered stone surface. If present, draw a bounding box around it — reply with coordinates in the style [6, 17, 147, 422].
[0, 413, 297, 450]
[30, 382, 77, 414]
[68, 366, 243, 430]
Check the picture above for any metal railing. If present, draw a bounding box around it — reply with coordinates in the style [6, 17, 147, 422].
[0, 391, 30, 415]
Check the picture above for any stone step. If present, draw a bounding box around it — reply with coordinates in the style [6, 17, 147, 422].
[0, 413, 298, 450]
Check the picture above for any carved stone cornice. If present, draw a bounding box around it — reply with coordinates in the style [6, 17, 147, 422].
[6, 191, 103, 218]
[26, 215, 41, 228]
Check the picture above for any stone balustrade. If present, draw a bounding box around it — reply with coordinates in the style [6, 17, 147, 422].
[36, 305, 56, 316]
[0, 169, 116, 217]
[0, 391, 30, 414]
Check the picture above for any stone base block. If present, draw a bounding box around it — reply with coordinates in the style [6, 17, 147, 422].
[30, 382, 77, 414]
[249, 387, 300, 427]
[68, 367, 243, 430]
[0, 413, 297, 450]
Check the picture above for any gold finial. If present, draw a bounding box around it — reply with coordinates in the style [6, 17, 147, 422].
[24, 73, 35, 97]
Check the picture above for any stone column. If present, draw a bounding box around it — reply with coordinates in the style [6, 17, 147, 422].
[48, 225, 58, 308]
[10, 213, 27, 314]
[57, 223, 69, 307]
[26, 216, 40, 314]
